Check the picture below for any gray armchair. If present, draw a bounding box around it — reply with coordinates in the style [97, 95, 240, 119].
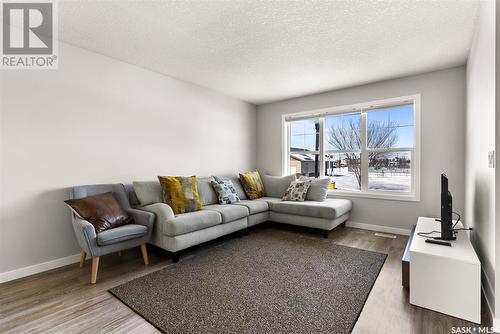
[69, 184, 154, 283]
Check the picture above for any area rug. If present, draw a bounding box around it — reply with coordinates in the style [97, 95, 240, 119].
[109, 229, 386, 334]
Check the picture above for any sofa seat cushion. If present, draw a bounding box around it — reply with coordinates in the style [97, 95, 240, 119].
[97, 224, 147, 246]
[162, 210, 222, 237]
[271, 198, 352, 220]
[233, 199, 269, 215]
[258, 197, 282, 209]
[203, 204, 249, 223]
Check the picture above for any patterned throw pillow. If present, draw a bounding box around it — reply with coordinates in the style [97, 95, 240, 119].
[282, 180, 312, 202]
[158, 176, 202, 214]
[239, 170, 265, 200]
[211, 179, 240, 204]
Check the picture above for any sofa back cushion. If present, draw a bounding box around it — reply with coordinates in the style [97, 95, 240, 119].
[133, 181, 162, 206]
[197, 177, 218, 206]
[213, 175, 247, 200]
[65, 192, 133, 233]
[158, 176, 202, 214]
[298, 176, 330, 201]
[262, 174, 296, 198]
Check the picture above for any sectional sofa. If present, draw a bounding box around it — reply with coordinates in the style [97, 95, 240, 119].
[126, 175, 352, 262]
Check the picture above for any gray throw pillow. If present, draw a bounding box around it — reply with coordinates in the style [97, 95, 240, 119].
[282, 180, 312, 202]
[261, 174, 296, 198]
[133, 181, 162, 206]
[298, 176, 331, 201]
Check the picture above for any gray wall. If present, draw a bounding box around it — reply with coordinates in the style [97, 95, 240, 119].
[257, 67, 466, 231]
[465, 0, 496, 315]
[0, 42, 257, 274]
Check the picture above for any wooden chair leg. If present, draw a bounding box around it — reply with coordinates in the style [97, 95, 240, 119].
[91, 256, 99, 284]
[140, 244, 149, 265]
[79, 250, 86, 268]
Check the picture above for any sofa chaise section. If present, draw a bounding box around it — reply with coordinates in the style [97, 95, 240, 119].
[269, 198, 352, 236]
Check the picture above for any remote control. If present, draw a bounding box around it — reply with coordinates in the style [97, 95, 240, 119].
[425, 239, 452, 246]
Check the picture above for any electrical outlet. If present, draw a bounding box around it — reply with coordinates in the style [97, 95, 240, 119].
[488, 150, 495, 168]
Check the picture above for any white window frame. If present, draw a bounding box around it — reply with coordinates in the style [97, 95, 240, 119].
[282, 94, 421, 202]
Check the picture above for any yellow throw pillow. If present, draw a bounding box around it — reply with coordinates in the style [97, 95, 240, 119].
[239, 170, 265, 200]
[158, 176, 202, 214]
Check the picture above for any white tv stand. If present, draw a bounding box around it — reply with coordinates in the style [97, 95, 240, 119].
[409, 216, 481, 323]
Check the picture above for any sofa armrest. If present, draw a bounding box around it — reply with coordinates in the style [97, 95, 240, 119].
[141, 203, 175, 223]
[72, 217, 98, 256]
[141, 203, 175, 237]
[127, 208, 155, 239]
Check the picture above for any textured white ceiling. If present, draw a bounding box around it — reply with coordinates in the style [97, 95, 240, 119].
[59, 0, 480, 104]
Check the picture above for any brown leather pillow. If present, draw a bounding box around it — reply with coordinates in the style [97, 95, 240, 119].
[64, 192, 133, 233]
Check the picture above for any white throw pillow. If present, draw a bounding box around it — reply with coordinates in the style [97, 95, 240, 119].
[282, 180, 312, 202]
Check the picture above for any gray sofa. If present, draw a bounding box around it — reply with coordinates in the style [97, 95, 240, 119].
[125, 175, 352, 262]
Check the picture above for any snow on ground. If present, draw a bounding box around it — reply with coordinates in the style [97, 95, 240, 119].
[329, 168, 410, 192]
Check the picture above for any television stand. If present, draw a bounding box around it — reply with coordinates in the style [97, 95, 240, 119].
[409, 217, 481, 323]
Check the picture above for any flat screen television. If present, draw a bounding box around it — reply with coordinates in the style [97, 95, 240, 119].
[440, 173, 454, 240]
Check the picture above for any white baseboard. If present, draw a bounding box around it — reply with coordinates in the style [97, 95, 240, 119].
[0, 253, 81, 284]
[346, 221, 411, 236]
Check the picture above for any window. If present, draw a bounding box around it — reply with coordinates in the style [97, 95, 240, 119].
[284, 95, 420, 201]
[289, 119, 320, 177]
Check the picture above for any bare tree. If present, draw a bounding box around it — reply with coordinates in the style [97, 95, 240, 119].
[327, 119, 398, 187]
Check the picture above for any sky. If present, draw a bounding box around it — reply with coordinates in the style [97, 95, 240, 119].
[290, 104, 414, 151]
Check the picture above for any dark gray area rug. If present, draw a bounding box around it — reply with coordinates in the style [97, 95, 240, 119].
[109, 229, 386, 334]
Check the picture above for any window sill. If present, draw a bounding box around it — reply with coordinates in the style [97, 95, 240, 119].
[327, 190, 420, 202]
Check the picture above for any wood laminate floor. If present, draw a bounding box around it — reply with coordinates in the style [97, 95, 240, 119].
[0, 225, 490, 334]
